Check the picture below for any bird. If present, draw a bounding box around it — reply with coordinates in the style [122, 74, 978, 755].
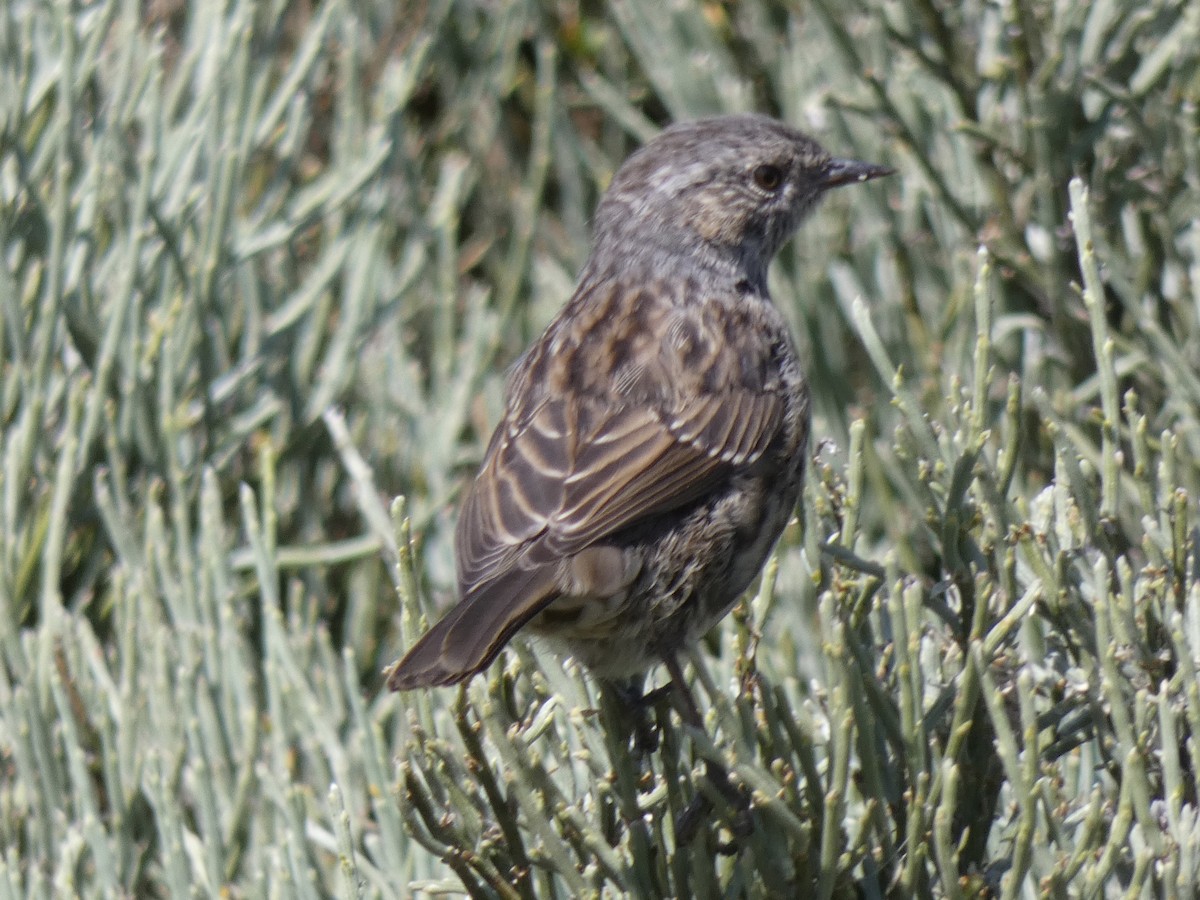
[387, 113, 892, 696]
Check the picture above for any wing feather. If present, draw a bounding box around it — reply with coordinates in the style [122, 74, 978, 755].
[458, 387, 782, 585]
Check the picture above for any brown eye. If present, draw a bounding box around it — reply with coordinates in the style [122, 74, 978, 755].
[752, 163, 784, 191]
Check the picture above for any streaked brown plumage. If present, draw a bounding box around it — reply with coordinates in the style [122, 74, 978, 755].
[388, 114, 891, 692]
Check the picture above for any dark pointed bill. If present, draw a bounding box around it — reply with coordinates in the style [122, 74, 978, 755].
[819, 158, 895, 189]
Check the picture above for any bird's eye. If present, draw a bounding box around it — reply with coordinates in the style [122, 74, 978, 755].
[752, 164, 784, 191]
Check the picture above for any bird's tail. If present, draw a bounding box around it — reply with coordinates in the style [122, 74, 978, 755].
[386, 565, 558, 690]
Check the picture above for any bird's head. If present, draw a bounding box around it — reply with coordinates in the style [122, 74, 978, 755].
[592, 114, 893, 285]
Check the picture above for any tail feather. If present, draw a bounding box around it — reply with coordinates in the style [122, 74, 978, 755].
[387, 565, 558, 691]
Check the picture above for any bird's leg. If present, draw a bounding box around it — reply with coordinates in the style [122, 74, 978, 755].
[598, 675, 666, 755]
[664, 655, 753, 846]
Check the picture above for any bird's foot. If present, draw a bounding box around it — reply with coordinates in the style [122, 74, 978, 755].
[676, 759, 753, 849]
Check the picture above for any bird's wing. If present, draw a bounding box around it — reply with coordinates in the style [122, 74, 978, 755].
[457, 389, 782, 584]
[387, 281, 789, 689]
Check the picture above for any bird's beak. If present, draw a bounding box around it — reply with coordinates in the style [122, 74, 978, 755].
[819, 158, 895, 189]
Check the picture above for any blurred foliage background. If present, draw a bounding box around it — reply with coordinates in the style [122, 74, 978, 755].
[2, 0, 1199, 896]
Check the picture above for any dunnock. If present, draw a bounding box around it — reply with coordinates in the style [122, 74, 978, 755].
[388, 114, 891, 694]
